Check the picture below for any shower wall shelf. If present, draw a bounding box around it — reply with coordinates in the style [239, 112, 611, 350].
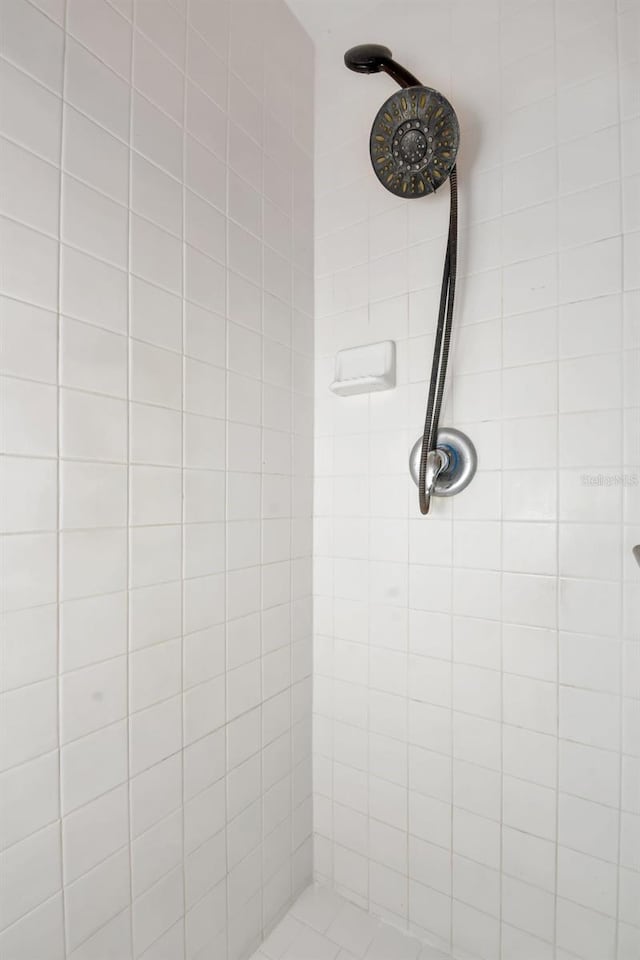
[329, 340, 396, 396]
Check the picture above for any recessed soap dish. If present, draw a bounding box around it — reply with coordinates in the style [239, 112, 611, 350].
[329, 340, 396, 396]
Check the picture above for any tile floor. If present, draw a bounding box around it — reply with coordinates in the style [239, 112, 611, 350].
[250, 885, 451, 960]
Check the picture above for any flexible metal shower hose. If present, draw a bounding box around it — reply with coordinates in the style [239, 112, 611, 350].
[418, 165, 458, 515]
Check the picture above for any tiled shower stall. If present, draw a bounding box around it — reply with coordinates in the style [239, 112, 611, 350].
[0, 0, 314, 956]
[0, 0, 639, 959]
[311, 1, 639, 958]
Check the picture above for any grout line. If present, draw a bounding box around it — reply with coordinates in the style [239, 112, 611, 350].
[497, 0, 506, 955]
[124, 0, 135, 953]
[178, 0, 189, 953]
[224, 3, 232, 954]
[552, 2, 562, 955]
[55, 0, 69, 954]
[613, 2, 627, 958]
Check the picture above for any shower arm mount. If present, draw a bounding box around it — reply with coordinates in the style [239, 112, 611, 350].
[344, 44, 422, 88]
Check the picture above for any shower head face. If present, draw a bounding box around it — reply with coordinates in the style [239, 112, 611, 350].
[344, 43, 393, 74]
[370, 86, 459, 197]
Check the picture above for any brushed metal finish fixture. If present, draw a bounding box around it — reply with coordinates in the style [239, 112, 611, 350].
[409, 428, 477, 498]
[633, 545, 640, 568]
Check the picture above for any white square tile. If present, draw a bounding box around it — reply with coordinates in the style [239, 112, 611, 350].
[0, 136, 59, 237]
[61, 528, 127, 600]
[62, 784, 128, 884]
[130, 402, 182, 467]
[133, 30, 184, 124]
[130, 465, 182, 525]
[559, 789, 620, 864]
[185, 134, 226, 211]
[130, 525, 181, 589]
[132, 90, 183, 179]
[555, 897, 616, 960]
[0, 822, 62, 930]
[186, 81, 227, 162]
[61, 388, 127, 462]
[502, 825, 555, 893]
[503, 674, 557, 735]
[0, 678, 58, 772]
[559, 352, 622, 413]
[503, 521, 556, 575]
[0, 532, 57, 612]
[189, 31, 229, 101]
[0, 750, 59, 851]
[0, 215, 59, 309]
[66, 909, 131, 960]
[1, 0, 64, 91]
[131, 213, 182, 294]
[503, 362, 558, 419]
[185, 358, 225, 418]
[1, 375, 57, 457]
[61, 460, 126, 530]
[65, 848, 130, 952]
[132, 808, 183, 899]
[559, 737, 620, 809]
[0, 296, 57, 383]
[503, 775, 556, 842]
[185, 244, 226, 313]
[560, 236, 622, 303]
[130, 695, 182, 776]
[129, 581, 181, 652]
[132, 152, 182, 238]
[61, 592, 127, 673]
[131, 339, 182, 409]
[185, 304, 225, 366]
[503, 724, 557, 791]
[559, 684, 621, 752]
[0, 894, 65, 959]
[61, 317, 127, 397]
[65, 37, 130, 140]
[0, 58, 62, 162]
[138, 0, 186, 68]
[61, 244, 128, 333]
[184, 521, 225, 578]
[63, 174, 128, 268]
[62, 652, 128, 750]
[453, 854, 500, 919]
[63, 104, 129, 205]
[0, 604, 57, 691]
[0, 456, 57, 533]
[131, 638, 181, 714]
[558, 576, 621, 637]
[131, 276, 183, 352]
[67, 0, 131, 79]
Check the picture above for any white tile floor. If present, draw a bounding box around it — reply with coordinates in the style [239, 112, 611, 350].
[250, 885, 452, 960]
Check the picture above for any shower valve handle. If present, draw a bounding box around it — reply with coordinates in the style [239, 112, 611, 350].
[424, 448, 449, 497]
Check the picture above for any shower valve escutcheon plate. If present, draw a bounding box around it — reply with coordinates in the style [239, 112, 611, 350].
[409, 428, 477, 498]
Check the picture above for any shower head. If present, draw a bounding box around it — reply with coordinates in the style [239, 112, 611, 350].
[345, 43, 459, 199]
[344, 44, 421, 89]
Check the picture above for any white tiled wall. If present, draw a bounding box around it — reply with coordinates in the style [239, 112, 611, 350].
[0, 0, 314, 957]
[311, 1, 639, 958]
